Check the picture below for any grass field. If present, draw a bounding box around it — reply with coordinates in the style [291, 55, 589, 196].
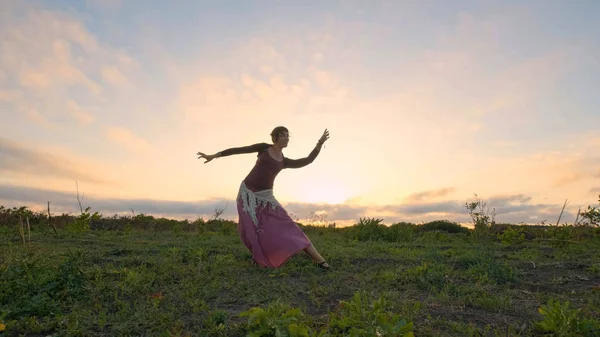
[1, 206, 600, 336]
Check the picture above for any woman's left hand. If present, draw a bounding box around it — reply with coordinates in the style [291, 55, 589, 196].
[318, 129, 330, 145]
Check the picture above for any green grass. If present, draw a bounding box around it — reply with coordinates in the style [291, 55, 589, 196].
[1, 222, 600, 336]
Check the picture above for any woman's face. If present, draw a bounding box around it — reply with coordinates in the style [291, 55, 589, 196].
[275, 131, 289, 148]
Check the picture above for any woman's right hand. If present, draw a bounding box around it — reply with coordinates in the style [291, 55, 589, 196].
[318, 129, 330, 146]
[197, 151, 216, 163]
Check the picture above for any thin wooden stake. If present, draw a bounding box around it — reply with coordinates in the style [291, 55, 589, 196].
[573, 207, 581, 226]
[26, 216, 31, 248]
[48, 201, 58, 235]
[19, 216, 25, 245]
[553, 199, 568, 237]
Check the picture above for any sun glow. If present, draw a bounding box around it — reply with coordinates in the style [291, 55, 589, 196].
[297, 179, 351, 204]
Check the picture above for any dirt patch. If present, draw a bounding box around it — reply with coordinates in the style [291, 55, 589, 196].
[419, 304, 529, 334]
[516, 261, 600, 293]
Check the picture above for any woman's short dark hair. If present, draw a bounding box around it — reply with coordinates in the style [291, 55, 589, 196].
[270, 126, 289, 142]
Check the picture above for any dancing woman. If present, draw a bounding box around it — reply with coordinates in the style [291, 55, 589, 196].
[197, 127, 331, 270]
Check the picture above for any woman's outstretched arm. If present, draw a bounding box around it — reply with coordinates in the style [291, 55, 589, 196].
[197, 143, 270, 163]
[218, 143, 270, 157]
[283, 143, 322, 169]
[283, 129, 330, 169]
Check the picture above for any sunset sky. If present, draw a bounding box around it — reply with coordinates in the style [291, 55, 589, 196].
[1, 0, 599, 226]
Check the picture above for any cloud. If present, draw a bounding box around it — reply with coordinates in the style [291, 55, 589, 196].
[381, 193, 573, 224]
[0, 90, 20, 102]
[590, 187, 600, 194]
[102, 65, 130, 87]
[66, 100, 95, 125]
[406, 187, 456, 202]
[105, 127, 151, 153]
[383, 201, 464, 216]
[0, 137, 113, 185]
[284, 202, 366, 221]
[487, 194, 532, 205]
[24, 109, 59, 131]
[554, 173, 588, 187]
[436, 133, 600, 204]
[85, 0, 122, 9]
[551, 138, 600, 187]
[0, 0, 136, 129]
[396, 7, 587, 131]
[0, 183, 581, 226]
[0, 184, 230, 219]
[176, 35, 351, 126]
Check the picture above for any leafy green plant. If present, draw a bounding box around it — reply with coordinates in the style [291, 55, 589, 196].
[536, 299, 600, 336]
[498, 227, 525, 245]
[66, 206, 100, 233]
[466, 194, 495, 241]
[324, 291, 414, 336]
[203, 309, 228, 336]
[578, 194, 600, 226]
[239, 301, 311, 337]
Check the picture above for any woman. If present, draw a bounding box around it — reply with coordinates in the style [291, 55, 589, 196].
[196, 126, 331, 270]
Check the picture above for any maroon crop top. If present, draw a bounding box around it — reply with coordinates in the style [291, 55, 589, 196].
[218, 142, 322, 191]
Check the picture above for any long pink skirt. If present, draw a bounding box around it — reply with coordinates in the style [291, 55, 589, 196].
[237, 197, 312, 268]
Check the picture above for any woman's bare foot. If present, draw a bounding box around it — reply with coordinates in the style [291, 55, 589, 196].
[317, 261, 331, 270]
[303, 244, 330, 269]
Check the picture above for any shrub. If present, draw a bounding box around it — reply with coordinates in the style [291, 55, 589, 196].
[419, 220, 469, 234]
[385, 222, 417, 242]
[536, 299, 600, 336]
[349, 217, 387, 242]
[498, 227, 526, 245]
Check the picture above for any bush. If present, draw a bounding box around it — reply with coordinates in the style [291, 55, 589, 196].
[536, 299, 600, 336]
[419, 220, 469, 234]
[498, 227, 526, 245]
[385, 222, 417, 242]
[349, 217, 387, 242]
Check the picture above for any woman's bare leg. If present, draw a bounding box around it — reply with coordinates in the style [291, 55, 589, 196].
[304, 244, 329, 267]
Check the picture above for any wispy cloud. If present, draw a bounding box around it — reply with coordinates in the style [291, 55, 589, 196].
[175, 34, 350, 129]
[0, 0, 136, 131]
[406, 187, 456, 202]
[0, 137, 113, 185]
[66, 100, 95, 125]
[85, 0, 122, 10]
[105, 127, 151, 153]
[101, 65, 131, 87]
[551, 137, 600, 187]
[0, 184, 233, 219]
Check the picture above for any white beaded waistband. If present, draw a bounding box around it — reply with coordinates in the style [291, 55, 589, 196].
[237, 181, 282, 228]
